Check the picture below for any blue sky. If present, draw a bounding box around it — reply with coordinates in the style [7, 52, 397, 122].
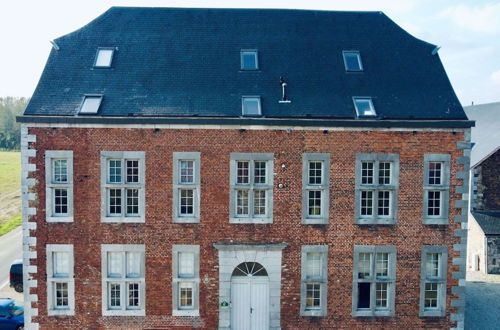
[1, 0, 499, 105]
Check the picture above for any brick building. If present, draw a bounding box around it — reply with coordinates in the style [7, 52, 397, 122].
[18, 8, 473, 329]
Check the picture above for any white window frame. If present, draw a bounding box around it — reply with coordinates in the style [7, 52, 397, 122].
[353, 97, 376, 117]
[240, 49, 259, 70]
[355, 154, 399, 225]
[45, 151, 74, 222]
[423, 154, 450, 225]
[229, 153, 274, 224]
[241, 96, 262, 116]
[419, 246, 447, 317]
[172, 245, 200, 316]
[300, 245, 328, 317]
[101, 244, 145, 316]
[100, 151, 145, 223]
[352, 245, 396, 317]
[47, 244, 75, 316]
[94, 47, 115, 68]
[302, 153, 330, 224]
[173, 152, 201, 223]
[343, 50, 363, 72]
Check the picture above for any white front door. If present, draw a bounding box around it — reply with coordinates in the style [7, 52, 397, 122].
[230, 262, 270, 330]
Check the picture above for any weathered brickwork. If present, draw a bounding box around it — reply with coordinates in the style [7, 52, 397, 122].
[474, 148, 500, 210]
[28, 126, 466, 329]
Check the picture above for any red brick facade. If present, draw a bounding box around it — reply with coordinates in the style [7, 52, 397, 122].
[28, 126, 465, 329]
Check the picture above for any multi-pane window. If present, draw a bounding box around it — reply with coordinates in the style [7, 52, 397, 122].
[45, 151, 74, 222]
[230, 153, 274, 223]
[240, 50, 259, 70]
[173, 152, 201, 223]
[302, 154, 330, 224]
[173, 245, 200, 316]
[423, 155, 450, 225]
[420, 246, 447, 317]
[47, 245, 74, 315]
[101, 245, 145, 316]
[353, 245, 396, 317]
[101, 152, 145, 223]
[301, 245, 328, 317]
[343, 51, 363, 71]
[355, 154, 399, 224]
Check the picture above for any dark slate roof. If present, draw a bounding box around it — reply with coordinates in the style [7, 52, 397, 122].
[472, 211, 500, 235]
[24, 7, 468, 122]
[464, 102, 500, 167]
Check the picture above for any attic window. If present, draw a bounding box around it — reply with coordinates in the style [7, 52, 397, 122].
[353, 97, 376, 117]
[79, 95, 103, 114]
[242, 97, 261, 116]
[94, 48, 114, 67]
[241, 50, 258, 70]
[343, 51, 363, 71]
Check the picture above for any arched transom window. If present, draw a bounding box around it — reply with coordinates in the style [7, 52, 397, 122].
[232, 262, 268, 277]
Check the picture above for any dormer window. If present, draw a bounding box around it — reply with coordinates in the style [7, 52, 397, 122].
[241, 50, 258, 70]
[343, 51, 363, 71]
[94, 48, 114, 68]
[242, 97, 261, 116]
[79, 95, 103, 114]
[353, 97, 376, 117]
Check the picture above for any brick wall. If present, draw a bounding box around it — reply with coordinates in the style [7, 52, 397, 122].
[474, 149, 500, 210]
[28, 127, 465, 329]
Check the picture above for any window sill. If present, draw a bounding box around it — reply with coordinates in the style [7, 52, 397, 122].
[300, 309, 325, 317]
[353, 310, 394, 317]
[423, 218, 448, 225]
[102, 309, 145, 316]
[173, 309, 200, 317]
[420, 310, 445, 317]
[173, 217, 200, 224]
[302, 218, 328, 225]
[230, 217, 273, 224]
[47, 216, 74, 223]
[48, 309, 75, 316]
[356, 218, 396, 225]
[101, 216, 145, 223]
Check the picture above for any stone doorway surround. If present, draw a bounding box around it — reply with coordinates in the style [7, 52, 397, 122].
[213, 243, 287, 330]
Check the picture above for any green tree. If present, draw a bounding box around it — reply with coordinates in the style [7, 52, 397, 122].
[0, 97, 29, 150]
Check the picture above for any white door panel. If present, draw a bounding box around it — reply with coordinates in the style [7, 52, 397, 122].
[231, 281, 251, 330]
[250, 281, 269, 330]
[231, 278, 269, 330]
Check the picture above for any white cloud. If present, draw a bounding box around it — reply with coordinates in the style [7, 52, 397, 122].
[491, 70, 500, 85]
[439, 3, 500, 34]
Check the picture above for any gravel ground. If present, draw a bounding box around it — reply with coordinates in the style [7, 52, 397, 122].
[466, 281, 500, 330]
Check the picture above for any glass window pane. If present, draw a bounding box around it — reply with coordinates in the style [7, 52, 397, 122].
[426, 253, 441, 277]
[357, 282, 370, 309]
[126, 160, 139, 183]
[55, 282, 69, 307]
[108, 160, 122, 183]
[236, 190, 249, 215]
[375, 253, 389, 277]
[242, 97, 261, 116]
[424, 282, 439, 308]
[344, 52, 362, 71]
[354, 98, 376, 116]
[427, 191, 441, 216]
[253, 190, 266, 215]
[179, 252, 195, 277]
[79, 96, 102, 114]
[428, 162, 442, 185]
[236, 161, 249, 184]
[358, 253, 371, 279]
[377, 190, 391, 216]
[378, 162, 391, 184]
[308, 161, 323, 185]
[360, 190, 373, 216]
[254, 161, 266, 184]
[109, 283, 121, 308]
[54, 188, 68, 215]
[306, 253, 322, 278]
[128, 282, 140, 307]
[305, 283, 321, 309]
[108, 252, 122, 277]
[126, 252, 141, 278]
[108, 189, 122, 215]
[361, 162, 374, 184]
[95, 49, 113, 67]
[308, 190, 322, 216]
[375, 282, 388, 308]
[53, 252, 69, 277]
[241, 51, 258, 70]
[180, 160, 194, 183]
[179, 282, 194, 308]
[179, 189, 194, 215]
[53, 159, 68, 183]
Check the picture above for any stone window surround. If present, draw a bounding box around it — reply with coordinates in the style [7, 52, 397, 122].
[302, 153, 330, 224]
[46, 244, 75, 316]
[300, 245, 328, 317]
[229, 153, 274, 224]
[45, 150, 74, 222]
[352, 245, 396, 317]
[100, 151, 146, 223]
[419, 245, 448, 317]
[172, 245, 200, 316]
[423, 154, 451, 225]
[172, 152, 201, 223]
[354, 153, 399, 225]
[101, 244, 146, 316]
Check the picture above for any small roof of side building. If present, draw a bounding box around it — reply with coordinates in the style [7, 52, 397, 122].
[464, 102, 500, 167]
[472, 211, 500, 235]
[21, 7, 470, 126]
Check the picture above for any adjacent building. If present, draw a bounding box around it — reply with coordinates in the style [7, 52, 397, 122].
[18, 7, 473, 329]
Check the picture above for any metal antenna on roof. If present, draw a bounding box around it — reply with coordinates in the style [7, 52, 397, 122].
[279, 77, 291, 103]
[431, 46, 441, 55]
[50, 40, 60, 51]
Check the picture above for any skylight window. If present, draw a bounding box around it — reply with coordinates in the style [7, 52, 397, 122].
[343, 51, 363, 71]
[94, 48, 114, 68]
[241, 50, 258, 70]
[242, 97, 261, 116]
[79, 95, 103, 114]
[353, 97, 376, 117]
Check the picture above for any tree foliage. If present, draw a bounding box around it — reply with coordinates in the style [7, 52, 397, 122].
[0, 97, 29, 150]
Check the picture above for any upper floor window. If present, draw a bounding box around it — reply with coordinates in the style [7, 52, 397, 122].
[355, 154, 399, 225]
[353, 245, 396, 317]
[94, 48, 114, 68]
[300, 245, 328, 317]
[423, 154, 450, 225]
[100, 151, 145, 223]
[343, 51, 363, 71]
[302, 153, 330, 224]
[353, 97, 376, 117]
[173, 152, 201, 223]
[45, 151, 74, 222]
[229, 153, 274, 223]
[79, 95, 103, 114]
[419, 246, 447, 317]
[173, 245, 200, 316]
[242, 96, 261, 116]
[47, 244, 75, 316]
[241, 50, 259, 70]
[101, 245, 145, 316]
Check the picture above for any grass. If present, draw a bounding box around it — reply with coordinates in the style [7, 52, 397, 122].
[0, 151, 21, 234]
[0, 213, 21, 236]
